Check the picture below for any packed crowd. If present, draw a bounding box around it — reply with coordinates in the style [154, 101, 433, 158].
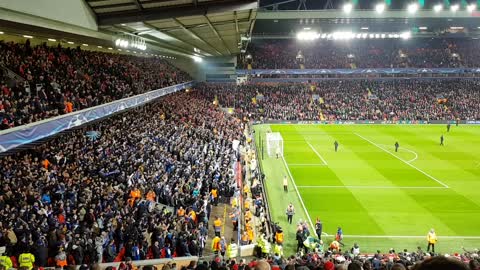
[0, 89, 244, 267]
[238, 39, 480, 69]
[190, 249, 480, 270]
[0, 40, 190, 129]
[199, 80, 480, 121]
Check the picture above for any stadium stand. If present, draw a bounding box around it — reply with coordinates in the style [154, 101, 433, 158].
[0, 41, 190, 129]
[198, 80, 480, 121]
[238, 39, 480, 69]
[0, 90, 243, 267]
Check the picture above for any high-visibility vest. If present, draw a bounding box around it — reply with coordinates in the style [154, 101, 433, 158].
[177, 209, 185, 217]
[214, 219, 222, 232]
[19, 253, 35, 270]
[211, 189, 218, 198]
[227, 243, 238, 259]
[211, 237, 221, 251]
[0, 255, 13, 269]
[427, 232, 437, 244]
[275, 232, 284, 244]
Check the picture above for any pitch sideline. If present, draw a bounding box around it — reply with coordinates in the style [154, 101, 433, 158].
[281, 156, 316, 231]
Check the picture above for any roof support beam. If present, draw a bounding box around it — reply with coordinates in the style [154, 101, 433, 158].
[172, 18, 223, 56]
[234, 11, 240, 37]
[97, 0, 257, 25]
[204, 15, 231, 55]
[132, 0, 144, 10]
[143, 22, 211, 56]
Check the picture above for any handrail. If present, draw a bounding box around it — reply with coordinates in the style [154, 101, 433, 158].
[0, 81, 194, 153]
[249, 124, 273, 238]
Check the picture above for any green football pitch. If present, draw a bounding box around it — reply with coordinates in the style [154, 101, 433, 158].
[254, 124, 480, 254]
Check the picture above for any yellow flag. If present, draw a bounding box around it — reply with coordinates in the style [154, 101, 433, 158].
[319, 97, 324, 104]
[252, 97, 257, 105]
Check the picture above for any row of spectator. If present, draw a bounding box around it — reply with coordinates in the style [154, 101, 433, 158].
[238, 39, 480, 69]
[0, 40, 190, 129]
[0, 89, 243, 268]
[199, 80, 480, 121]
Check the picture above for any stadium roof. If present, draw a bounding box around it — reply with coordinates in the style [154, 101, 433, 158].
[253, 10, 480, 38]
[85, 0, 258, 56]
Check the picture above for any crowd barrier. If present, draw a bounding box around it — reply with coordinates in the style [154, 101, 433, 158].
[0, 81, 194, 153]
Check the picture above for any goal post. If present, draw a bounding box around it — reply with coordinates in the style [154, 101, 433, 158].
[266, 132, 284, 158]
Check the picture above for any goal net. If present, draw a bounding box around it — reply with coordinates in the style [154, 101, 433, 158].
[266, 132, 284, 157]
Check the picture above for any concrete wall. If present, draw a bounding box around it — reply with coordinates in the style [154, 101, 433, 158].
[203, 56, 237, 83]
[0, 0, 97, 31]
[168, 58, 205, 82]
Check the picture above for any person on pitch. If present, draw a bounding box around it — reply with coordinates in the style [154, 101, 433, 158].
[286, 203, 295, 224]
[427, 228, 438, 253]
[334, 140, 339, 152]
[283, 175, 288, 192]
[447, 123, 451, 132]
[440, 134, 444, 146]
[395, 141, 399, 152]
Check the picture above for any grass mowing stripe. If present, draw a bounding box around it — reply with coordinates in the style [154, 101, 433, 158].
[281, 156, 315, 230]
[354, 132, 450, 188]
[306, 141, 328, 165]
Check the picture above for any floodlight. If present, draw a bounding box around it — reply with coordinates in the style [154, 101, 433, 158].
[381, 33, 386, 38]
[400, 31, 411, 39]
[192, 56, 202, 63]
[467, 4, 476, 12]
[450, 4, 459, 12]
[376, 3, 385, 13]
[343, 3, 353, 14]
[356, 33, 362, 38]
[362, 33, 368, 38]
[408, 3, 418, 14]
[369, 33, 375, 38]
[433, 4, 443, 12]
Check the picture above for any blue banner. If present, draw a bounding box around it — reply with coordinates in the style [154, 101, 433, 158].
[237, 68, 480, 75]
[0, 82, 194, 153]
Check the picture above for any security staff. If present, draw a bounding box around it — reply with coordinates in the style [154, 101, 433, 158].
[395, 142, 399, 152]
[334, 141, 339, 152]
[213, 216, 222, 237]
[275, 229, 284, 246]
[440, 135, 444, 146]
[427, 229, 438, 253]
[19, 251, 35, 270]
[226, 238, 238, 259]
[0, 252, 13, 270]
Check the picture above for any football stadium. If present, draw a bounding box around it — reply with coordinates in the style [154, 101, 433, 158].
[0, 0, 480, 269]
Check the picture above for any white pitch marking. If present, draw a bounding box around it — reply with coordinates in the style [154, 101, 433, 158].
[354, 133, 450, 188]
[297, 185, 446, 189]
[281, 156, 315, 231]
[306, 141, 328, 165]
[321, 235, 480, 239]
[378, 144, 418, 163]
[289, 163, 328, 166]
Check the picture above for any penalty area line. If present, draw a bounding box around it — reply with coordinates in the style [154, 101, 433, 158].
[306, 141, 328, 165]
[378, 143, 418, 163]
[354, 133, 449, 189]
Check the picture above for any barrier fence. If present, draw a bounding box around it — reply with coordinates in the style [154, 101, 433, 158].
[0, 81, 194, 153]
